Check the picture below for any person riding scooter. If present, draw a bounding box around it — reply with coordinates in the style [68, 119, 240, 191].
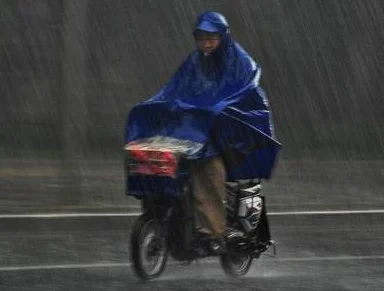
[125, 11, 281, 252]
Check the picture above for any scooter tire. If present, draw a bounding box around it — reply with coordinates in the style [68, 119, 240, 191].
[130, 214, 168, 280]
[220, 251, 253, 277]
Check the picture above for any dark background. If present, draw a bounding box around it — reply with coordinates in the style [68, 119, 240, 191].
[1, 0, 383, 161]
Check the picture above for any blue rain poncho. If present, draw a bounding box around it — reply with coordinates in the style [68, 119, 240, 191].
[125, 12, 281, 188]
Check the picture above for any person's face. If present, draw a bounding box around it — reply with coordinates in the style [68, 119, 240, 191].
[195, 32, 221, 56]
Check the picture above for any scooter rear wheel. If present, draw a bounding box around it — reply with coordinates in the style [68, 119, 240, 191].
[130, 215, 168, 280]
[220, 250, 253, 277]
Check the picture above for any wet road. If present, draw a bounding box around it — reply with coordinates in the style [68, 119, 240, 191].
[1, 159, 384, 214]
[1, 159, 384, 290]
[1, 213, 384, 290]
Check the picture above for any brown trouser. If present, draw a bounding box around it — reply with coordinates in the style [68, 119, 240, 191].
[190, 156, 227, 239]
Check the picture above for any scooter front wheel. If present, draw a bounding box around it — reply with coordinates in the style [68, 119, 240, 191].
[130, 214, 168, 280]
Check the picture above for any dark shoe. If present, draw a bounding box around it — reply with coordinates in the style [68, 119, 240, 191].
[196, 231, 211, 241]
